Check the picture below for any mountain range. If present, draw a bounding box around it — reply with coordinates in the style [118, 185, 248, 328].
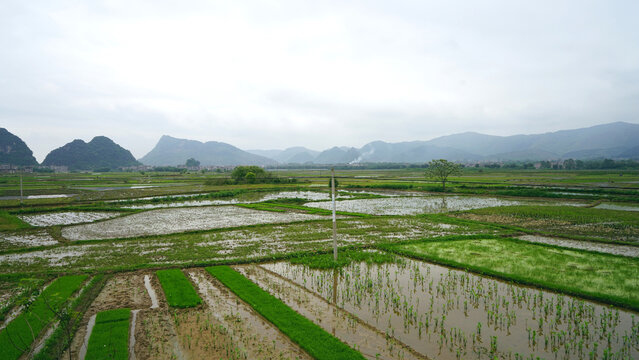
[1, 122, 638, 169]
[244, 122, 639, 165]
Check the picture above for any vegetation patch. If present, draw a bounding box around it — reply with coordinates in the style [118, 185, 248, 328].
[156, 269, 202, 308]
[0, 211, 32, 231]
[386, 238, 639, 311]
[206, 265, 365, 360]
[85, 308, 131, 360]
[0, 274, 87, 360]
[454, 205, 639, 243]
[289, 249, 399, 269]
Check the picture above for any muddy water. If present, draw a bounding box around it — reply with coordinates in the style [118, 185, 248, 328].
[263, 258, 639, 360]
[517, 235, 639, 257]
[235, 265, 425, 360]
[595, 203, 639, 212]
[18, 211, 121, 226]
[187, 269, 312, 359]
[78, 314, 96, 360]
[144, 275, 159, 309]
[130, 309, 140, 360]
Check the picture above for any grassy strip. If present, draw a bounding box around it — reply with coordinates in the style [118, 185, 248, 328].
[206, 266, 365, 360]
[156, 269, 202, 308]
[382, 237, 639, 311]
[33, 274, 109, 360]
[290, 249, 399, 269]
[0, 211, 32, 231]
[85, 308, 130, 360]
[466, 205, 639, 225]
[0, 275, 88, 360]
[238, 202, 372, 217]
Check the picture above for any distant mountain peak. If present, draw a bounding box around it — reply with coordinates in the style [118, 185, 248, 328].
[0, 128, 38, 166]
[42, 136, 139, 170]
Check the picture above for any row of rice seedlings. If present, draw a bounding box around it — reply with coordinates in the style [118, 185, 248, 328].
[85, 308, 130, 360]
[0, 274, 87, 360]
[156, 269, 202, 308]
[265, 256, 639, 360]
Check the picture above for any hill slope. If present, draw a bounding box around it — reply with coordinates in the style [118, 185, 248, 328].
[140, 136, 277, 166]
[42, 136, 139, 170]
[0, 128, 38, 166]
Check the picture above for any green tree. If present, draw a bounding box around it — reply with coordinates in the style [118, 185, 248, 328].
[425, 159, 462, 191]
[185, 158, 200, 167]
[245, 172, 256, 183]
[231, 166, 267, 182]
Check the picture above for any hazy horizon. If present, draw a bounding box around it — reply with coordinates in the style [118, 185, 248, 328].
[2, 1, 638, 162]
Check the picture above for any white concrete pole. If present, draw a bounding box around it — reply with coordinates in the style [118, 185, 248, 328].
[331, 167, 337, 261]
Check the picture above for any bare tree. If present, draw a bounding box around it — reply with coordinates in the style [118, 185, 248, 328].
[425, 159, 462, 191]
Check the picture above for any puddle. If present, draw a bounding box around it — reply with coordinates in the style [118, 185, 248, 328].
[130, 309, 140, 360]
[78, 314, 96, 360]
[595, 203, 639, 212]
[517, 235, 639, 257]
[263, 257, 639, 360]
[32, 321, 58, 355]
[304, 196, 521, 215]
[18, 211, 121, 226]
[187, 269, 312, 359]
[62, 205, 327, 241]
[144, 275, 159, 309]
[235, 265, 424, 360]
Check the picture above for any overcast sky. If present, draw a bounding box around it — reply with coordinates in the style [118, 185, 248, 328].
[1, 0, 638, 162]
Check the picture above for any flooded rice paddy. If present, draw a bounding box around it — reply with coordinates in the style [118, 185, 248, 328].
[517, 235, 639, 258]
[305, 196, 522, 215]
[0, 230, 57, 250]
[263, 256, 639, 360]
[18, 211, 121, 226]
[118, 190, 354, 209]
[595, 203, 639, 212]
[62, 205, 327, 241]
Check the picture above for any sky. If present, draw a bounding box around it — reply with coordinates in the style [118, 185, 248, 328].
[1, 1, 638, 162]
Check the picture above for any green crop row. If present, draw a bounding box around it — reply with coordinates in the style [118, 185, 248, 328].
[156, 269, 202, 308]
[206, 266, 365, 360]
[0, 274, 87, 360]
[85, 308, 131, 360]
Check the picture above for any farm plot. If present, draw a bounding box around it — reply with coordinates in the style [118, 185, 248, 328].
[0, 230, 57, 251]
[0, 216, 502, 274]
[517, 235, 639, 257]
[18, 211, 121, 226]
[62, 205, 328, 241]
[85, 308, 131, 360]
[454, 205, 639, 243]
[0, 274, 87, 360]
[263, 256, 639, 360]
[118, 190, 354, 209]
[156, 269, 201, 308]
[304, 196, 523, 215]
[391, 238, 639, 310]
[207, 266, 365, 360]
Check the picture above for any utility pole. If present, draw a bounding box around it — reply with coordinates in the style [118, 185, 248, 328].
[331, 168, 337, 261]
[19, 172, 23, 205]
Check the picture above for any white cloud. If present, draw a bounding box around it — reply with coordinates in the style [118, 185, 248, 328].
[1, 0, 638, 161]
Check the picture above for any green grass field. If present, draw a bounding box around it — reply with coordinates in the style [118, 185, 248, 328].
[156, 269, 202, 308]
[207, 266, 365, 360]
[0, 211, 32, 231]
[387, 238, 639, 310]
[0, 274, 87, 360]
[85, 308, 130, 360]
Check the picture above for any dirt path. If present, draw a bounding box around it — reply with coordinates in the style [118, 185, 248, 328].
[235, 264, 427, 360]
[187, 268, 312, 360]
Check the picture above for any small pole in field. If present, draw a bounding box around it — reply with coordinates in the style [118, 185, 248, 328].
[332, 167, 337, 262]
[19, 172, 23, 205]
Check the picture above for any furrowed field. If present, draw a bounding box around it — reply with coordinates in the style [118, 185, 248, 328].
[1, 168, 638, 359]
